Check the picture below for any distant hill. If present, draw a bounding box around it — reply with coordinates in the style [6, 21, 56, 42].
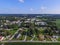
[0, 14, 60, 18]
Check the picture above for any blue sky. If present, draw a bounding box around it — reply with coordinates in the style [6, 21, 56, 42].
[0, 0, 60, 14]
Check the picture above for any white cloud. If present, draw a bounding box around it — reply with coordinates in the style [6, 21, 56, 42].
[40, 6, 47, 13]
[19, 0, 24, 3]
[40, 6, 47, 11]
[39, 6, 60, 14]
[30, 8, 34, 11]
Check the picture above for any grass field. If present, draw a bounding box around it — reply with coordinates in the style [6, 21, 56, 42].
[1, 42, 60, 45]
[55, 19, 60, 28]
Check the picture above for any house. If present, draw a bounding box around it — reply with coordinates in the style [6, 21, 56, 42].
[23, 20, 31, 28]
[35, 21, 47, 26]
[27, 18, 31, 21]
[6, 20, 10, 23]
[15, 20, 20, 24]
[24, 20, 30, 23]
[53, 35, 59, 39]
[0, 36, 4, 41]
[38, 34, 44, 41]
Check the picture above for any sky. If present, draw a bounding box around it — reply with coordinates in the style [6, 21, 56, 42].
[0, 0, 60, 14]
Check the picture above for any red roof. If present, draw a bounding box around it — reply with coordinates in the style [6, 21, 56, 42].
[0, 36, 2, 39]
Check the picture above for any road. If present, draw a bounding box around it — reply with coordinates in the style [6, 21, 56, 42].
[23, 35, 27, 41]
[1, 40, 60, 43]
[9, 28, 22, 40]
[30, 35, 35, 41]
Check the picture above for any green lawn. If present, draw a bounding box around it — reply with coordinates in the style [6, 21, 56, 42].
[57, 37, 60, 41]
[19, 35, 25, 40]
[9, 29, 17, 35]
[34, 37, 39, 41]
[55, 19, 60, 28]
[1, 42, 60, 45]
[26, 36, 32, 41]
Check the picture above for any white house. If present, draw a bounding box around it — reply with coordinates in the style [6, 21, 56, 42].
[35, 21, 47, 25]
[53, 35, 59, 39]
